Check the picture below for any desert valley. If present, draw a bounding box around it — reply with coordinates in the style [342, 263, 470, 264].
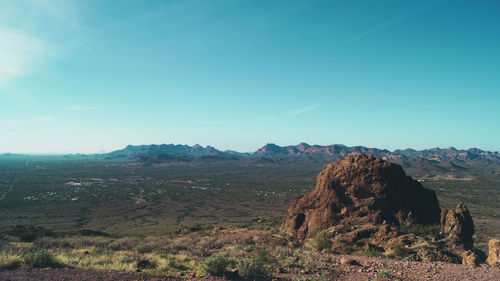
[1, 144, 499, 280]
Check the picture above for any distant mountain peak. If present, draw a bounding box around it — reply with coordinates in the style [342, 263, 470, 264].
[104, 142, 500, 164]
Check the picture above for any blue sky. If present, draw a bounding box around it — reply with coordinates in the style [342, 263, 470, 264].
[0, 0, 499, 153]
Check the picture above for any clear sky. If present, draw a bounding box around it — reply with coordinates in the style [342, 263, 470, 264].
[0, 0, 499, 154]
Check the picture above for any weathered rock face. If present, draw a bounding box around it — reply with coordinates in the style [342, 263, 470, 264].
[281, 154, 441, 240]
[440, 203, 474, 249]
[487, 239, 500, 268]
[461, 250, 481, 266]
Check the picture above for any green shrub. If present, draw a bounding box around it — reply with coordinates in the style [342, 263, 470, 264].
[397, 224, 441, 238]
[22, 250, 57, 268]
[389, 243, 412, 258]
[377, 269, 389, 275]
[199, 254, 235, 276]
[341, 245, 355, 254]
[244, 245, 256, 253]
[7, 225, 55, 242]
[359, 245, 383, 257]
[137, 259, 157, 270]
[237, 257, 271, 279]
[166, 255, 176, 267]
[311, 270, 335, 281]
[311, 231, 331, 251]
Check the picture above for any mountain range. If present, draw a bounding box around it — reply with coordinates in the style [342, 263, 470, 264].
[105, 143, 500, 163]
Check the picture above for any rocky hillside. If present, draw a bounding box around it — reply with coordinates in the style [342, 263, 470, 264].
[281, 154, 498, 266]
[281, 154, 442, 240]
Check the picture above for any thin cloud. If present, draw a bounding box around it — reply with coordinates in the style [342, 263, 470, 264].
[0, 25, 45, 84]
[268, 105, 319, 120]
[62, 105, 99, 111]
[285, 105, 319, 117]
[0, 0, 80, 85]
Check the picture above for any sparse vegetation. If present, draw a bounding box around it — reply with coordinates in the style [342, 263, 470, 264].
[311, 231, 331, 251]
[0, 249, 21, 269]
[0, 154, 499, 279]
[22, 250, 58, 268]
[7, 225, 55, 242]
[398, 224, 441, 238]
[359, 245, 383, 257]
[388, 243, 413, 258]
[377, 268, 389, 275]
[237, 256, 271, 279]
[198, 254, 236, 276]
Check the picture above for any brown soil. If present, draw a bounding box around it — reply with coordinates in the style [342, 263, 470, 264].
[2, 254, 499, 281]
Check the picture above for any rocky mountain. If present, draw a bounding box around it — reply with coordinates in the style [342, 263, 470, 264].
[103, 143, 500, 169]
[255, 143, 500, 163]
[104, 144, 222, 159]
[255, 143, 392, 159]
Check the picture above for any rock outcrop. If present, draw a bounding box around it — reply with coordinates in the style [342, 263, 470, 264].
[487, 239, 500, 268]
[440, 203, 474, 249]
[281, 154, 441, 240]
[461, 250, 481, 266]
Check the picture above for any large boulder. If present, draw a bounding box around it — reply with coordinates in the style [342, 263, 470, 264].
[281, 154, 441, 240]
[440, 203, 474, 249]
[487, 239, 500, 268]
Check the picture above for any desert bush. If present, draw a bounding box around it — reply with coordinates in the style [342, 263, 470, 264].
[309, 270, 335, 281]
[137, 258, 157, 270]
[198, 254, 235, 276]
[165, 255, 176, 267]
[62, 236, 111, 249]
[275, 246, 291, 259]
[136, 243, 157, 254]
[34, 237, 73, 249]
[77, 229, 111, 237]
[389, 243, 412, 258]
[359, 245, 383, 257]
[237, 256, 271, 279]
[341, 247, 354, 255]
[7, 225, 55, 242]
[164, 255, 188, 270]
[0, 249, 21, 269]
[244, 245, 256, 253]
[377, 268, 389, 275]
[397, 224, 441, 238]
[22, 250, 58, 268]
[311, 231, 331, 251]
[108, 237, 140, 251]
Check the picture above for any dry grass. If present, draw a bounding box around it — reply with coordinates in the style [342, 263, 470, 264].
[0, 249, 21, 269]
[0, 227, 333, 277]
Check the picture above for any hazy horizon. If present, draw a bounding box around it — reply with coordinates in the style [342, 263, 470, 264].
[1, 0, 499, 153]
